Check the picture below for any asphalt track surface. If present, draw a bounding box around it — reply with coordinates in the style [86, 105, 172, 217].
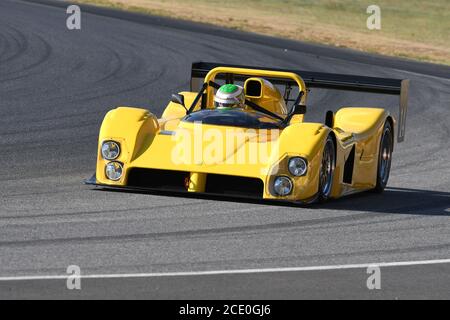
[0, 0, 449, 299]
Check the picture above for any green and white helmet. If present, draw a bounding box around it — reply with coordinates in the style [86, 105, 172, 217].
[214, 84, 245, 109]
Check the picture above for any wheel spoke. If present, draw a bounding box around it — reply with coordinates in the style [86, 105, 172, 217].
[320, 140, 334, 197]
[379, 127, 392, 186]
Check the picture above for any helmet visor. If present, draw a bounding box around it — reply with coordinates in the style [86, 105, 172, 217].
[215, 101, 241, 109]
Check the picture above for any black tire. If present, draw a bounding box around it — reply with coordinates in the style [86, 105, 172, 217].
[374, 121, 393, 193]
[318, 135, 336, 202]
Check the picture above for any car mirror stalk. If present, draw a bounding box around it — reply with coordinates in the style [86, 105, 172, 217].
[171, 94, 187, 111]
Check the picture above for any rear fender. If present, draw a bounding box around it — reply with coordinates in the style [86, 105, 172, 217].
[334, 107, 390, 189]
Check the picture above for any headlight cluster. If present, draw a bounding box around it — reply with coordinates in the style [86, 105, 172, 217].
[102, 141, 123, 181]
[288, 157, 307, 176]
[272, 157, 308, 197]
[273, 176, 293, 196]
[101, 141, 120, 160]
[105, 162, 123, 181]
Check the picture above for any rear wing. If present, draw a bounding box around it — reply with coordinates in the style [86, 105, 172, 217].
[191, 62, 409, 142]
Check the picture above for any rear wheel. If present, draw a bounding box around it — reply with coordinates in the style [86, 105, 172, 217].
[318, 136, 336, 202]
[374, 121, 393, 193]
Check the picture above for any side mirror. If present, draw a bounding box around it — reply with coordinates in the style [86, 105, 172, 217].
[291, 104, 306, 115]
[171, 94, 186, 109]
[281, 104, 307, 126]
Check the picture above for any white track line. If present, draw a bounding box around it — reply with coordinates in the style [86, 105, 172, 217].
[1, 258, 450, 281]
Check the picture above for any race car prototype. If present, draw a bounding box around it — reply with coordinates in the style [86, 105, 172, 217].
[86, 62, 409, 203]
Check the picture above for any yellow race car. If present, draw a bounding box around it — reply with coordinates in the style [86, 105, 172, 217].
[86, 62, 409, 203]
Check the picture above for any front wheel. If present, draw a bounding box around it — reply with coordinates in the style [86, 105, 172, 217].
[318, 136, 336, 202]
[374, 121, 393, 193]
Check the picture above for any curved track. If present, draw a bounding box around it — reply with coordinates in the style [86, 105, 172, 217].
[0, 0, 449, 298]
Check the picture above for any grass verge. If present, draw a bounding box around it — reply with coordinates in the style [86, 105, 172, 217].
[74, 0, 450, 65]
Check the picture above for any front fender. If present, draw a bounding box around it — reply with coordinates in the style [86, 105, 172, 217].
[96, 107, 159, 185]
[264, 123, 331, 201]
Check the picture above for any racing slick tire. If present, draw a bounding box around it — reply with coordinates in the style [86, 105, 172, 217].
[318, 135, 336, 203]
[374, 121, 393, 193]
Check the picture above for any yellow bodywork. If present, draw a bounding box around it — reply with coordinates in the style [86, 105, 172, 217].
[94, 67, 394, 202]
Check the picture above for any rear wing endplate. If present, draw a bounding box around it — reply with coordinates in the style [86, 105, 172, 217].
[191, 62, 409, 142]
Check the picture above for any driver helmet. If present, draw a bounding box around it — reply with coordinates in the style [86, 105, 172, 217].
[214, 84, 245, 109]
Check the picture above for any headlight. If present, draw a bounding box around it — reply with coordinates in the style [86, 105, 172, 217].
[273, 176, 293, 196]
[105, 162, 123, 181]
[101, 141, 120, 160]
[288, 157, 308, 176]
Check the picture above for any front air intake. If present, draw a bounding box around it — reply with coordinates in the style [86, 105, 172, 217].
[205, 174, 264, 198]
[127, 169, 264, 198]
[127, 168, 189, 192]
